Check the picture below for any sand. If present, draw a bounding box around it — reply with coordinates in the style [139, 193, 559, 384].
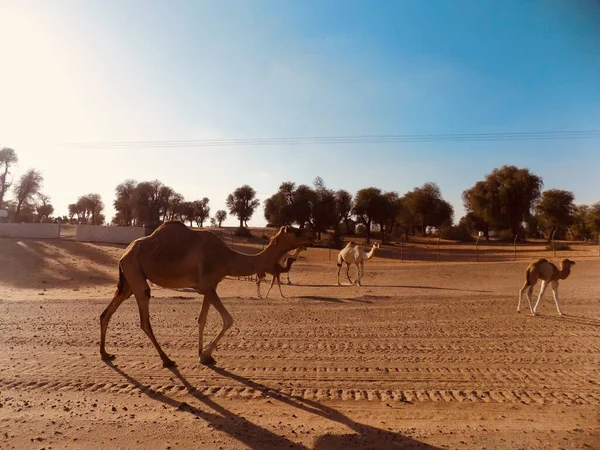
[1, 233, 599, 449]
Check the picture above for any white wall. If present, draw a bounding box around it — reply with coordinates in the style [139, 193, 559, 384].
[76, 225, 146, 244]
[0, 223, 61, 239]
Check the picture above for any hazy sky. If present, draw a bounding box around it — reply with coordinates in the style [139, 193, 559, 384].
[1, 0, 599, 226]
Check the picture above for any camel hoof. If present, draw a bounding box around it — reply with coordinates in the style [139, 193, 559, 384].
[200, 355, 216, 365]
[162, 359, 177, 368]
[101, 353, 116, 361]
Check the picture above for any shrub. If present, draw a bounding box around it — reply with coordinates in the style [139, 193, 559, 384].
[234, 227, 253, 238]
[546, 243, 571, 251]
[355, 223, 367, 236]
[497, 230, 516, 242]
[438, 224, 474, 242]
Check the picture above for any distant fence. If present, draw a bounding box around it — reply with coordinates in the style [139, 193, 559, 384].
[0, 223, 61, 239]
[75, 225, 146, 244]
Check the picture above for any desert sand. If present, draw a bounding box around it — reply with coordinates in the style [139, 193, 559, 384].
[1, 230, 599, 449]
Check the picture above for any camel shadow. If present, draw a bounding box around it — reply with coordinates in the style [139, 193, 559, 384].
[296, 295, 374, 304]
[540, 314, 600, 328]
[204, 366, 439, 450]
[105, 361, 439, 449]
[302, 283, 492, 294]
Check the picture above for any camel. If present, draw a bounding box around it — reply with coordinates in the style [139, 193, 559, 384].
[256, 257, 297, 299]
[336, 241, 380, 286]
[518, 258, 576, 316]
[100, 221, 315, 367]
[275, 246, 307, 284]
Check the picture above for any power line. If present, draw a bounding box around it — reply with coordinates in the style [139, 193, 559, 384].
[57, 129, 600, 149]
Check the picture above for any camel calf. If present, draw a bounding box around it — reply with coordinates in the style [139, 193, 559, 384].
[518, 258, 575, 316]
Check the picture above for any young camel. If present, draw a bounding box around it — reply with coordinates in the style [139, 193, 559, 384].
[280, 246, 307, 284]
[518, 258, 576, 316]
[100, 221, 315, 367]
[255, 257, 297, 299]
[336, 241, 380, 286]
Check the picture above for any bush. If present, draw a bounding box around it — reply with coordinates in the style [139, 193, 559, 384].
[546, 243, 571, 251]
[234, 227, 253, 238]
[355, 223, 367, 236]
[438, 224, 474, 242]
[497, 230, 516, 242]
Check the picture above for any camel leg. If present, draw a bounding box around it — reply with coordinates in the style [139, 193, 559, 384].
[550, 280, 563, 315]
[518, 281, 535, 314]
[276, 273, 285, 298]
[265, 274, 278, 298]
[200, 288, 233, 365]
[354, 263, 362, 286]
[533, 280, 548, 315]
[346, 263, 353, 284]
[197, 297, 211, 360]
[121, 267, 175, 367]
[336, 264, 343, 285]
[256, 275, 263, 299]
[100, 283, 133, 360]
[286, 272, 291, 285]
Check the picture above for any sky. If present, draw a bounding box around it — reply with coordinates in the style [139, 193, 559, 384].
[1, 0, 599, 226]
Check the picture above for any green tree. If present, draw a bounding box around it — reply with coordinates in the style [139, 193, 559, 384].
[352, 187, 385, 244]
[463, 165, 543, 238]
[193, 197, 210, 227]
[13, 169, 43, 221]
[403, 182, 454, 235]
[0, 147, 18, 208]
[35, 194, 54, 222]
[113, 179, 137, 226]
[226, 184, 260, 228]
[536, 189, 575, 240]
[215, 209, 227, 227]
[569, 205, 590, 241]
[310, 177, 337, 240]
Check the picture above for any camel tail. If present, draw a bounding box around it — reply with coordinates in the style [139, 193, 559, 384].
[115, 265, 126, 296]
[524, 267, 531, 286]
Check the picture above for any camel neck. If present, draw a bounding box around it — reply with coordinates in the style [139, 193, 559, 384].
[559, 266, 571, 280]
[366, 246, 377, 260]
[226, 242, 286, 277]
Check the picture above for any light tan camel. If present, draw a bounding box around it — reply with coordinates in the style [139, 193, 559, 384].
[518, 258, 575, 316]
[100, 221, 315, 367]
[255, 257, 297, 299]
[336, 241, 380, 286]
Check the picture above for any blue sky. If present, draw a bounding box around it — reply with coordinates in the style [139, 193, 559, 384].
[0, 0, 599, 225]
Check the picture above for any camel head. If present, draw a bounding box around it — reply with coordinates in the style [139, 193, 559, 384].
[270, 225, 316, 252]
[373, 242, 381, 249]
[560, 259, 575, 268]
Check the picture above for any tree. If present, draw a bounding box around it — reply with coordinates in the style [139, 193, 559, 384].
[352, 187, 385, 244]
[133, 180, 172, 230]
[180, 201, 196, 226]
[35, 194, 54, 222]
[569, 205, 590, 241]
[215, 210, 227, 227]
[13, 169, 43, 221]
[310, 177, 337, 240]
[226, 184, 260, 228]
[403, 182, 453, 235]
[584, 202, 600, 239]
[536, 189, 575, 240]
[263, 181, 296, 226]
[0, 147, 18, 208]
[463, 166, 543, 238]
[113, 179, 137, 226]
[334, 189, 353, 233]
[193, 197, 210, 227]
[69, 193, 105, 225]
[163, 192, 184, 222]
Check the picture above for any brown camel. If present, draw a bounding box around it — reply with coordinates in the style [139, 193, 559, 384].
[518, 258, 575, 316]
[100, 221, 315, 367]
[256, 257, 297, 299]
